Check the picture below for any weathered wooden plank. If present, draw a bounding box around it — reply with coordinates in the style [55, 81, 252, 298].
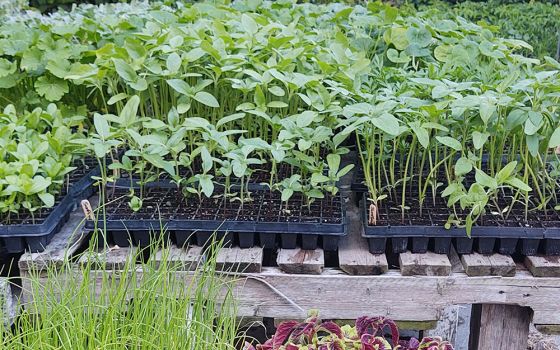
[399, 251, 451, 276]
[19, 267, 560, 324]
[461, 253, 516, 277]
[338, 203, 387, 275]
[216, 247, 263, 273]
[78, 246, 137, 270]
[474, 304, 531, 350]
[18, 198, 97, 272]
[525, 256, 560, 278]
[277, 248, 324, 274]
[151, 245, 203, 271]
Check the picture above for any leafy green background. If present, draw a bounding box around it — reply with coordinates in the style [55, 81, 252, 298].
[15, 0, 560, 58]
[414, 0, 560, 58]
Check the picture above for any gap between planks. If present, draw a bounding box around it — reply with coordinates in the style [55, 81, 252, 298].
[337, 199, 388, 275]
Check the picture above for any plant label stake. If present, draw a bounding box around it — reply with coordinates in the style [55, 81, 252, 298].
[369, 203, 378, 226]
[81, 200, 94, 220]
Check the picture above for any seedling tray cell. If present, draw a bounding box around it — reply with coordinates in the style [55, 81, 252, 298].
[360, 193, 551, 255]
[86, 188, 347, 251]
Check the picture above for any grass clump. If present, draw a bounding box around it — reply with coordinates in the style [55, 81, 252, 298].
[0, 234, 242, 349]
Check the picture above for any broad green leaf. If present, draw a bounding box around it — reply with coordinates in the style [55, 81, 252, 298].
[107, 93, 128, 105]
[93, 114, 110, 139]
[296, 111, 317, 128]
[472, 131, 489, 150]
[129, 78, 147, 92]
[241, 14, 258, 34]
[422, 122, 448, 132]
[47, 59, 71, 79]
[327, 154, 340, 172]
[311, 173, 329, 184]
[281, 188, 294, 202]
[201, 147, 213, 173]
[432, 85, 450, 99]
[298, 139, 313, 151]
[475, 168, 497, 189]
[198, 175, 214, 197]
[21, 49, 43, 71]
[143, 154, 176, 176]
[506, 109, 527, 130]
[442, 183, 459, 197]
[35, 76, 68, 101]
[506, 178, 532, 192]
[267, 101, 288, 108]
[526, 134, 539, 157]
[435, 136, 462, 151]
[549, 126, 560, 148]
[167, 79, 191, 95]
[124, 38, 147, 60]
[217, 113, 246, 128]
[268, 86, 285, 97]
[143, 119, 167, 129]
[524, 116, 542, 136]
[406, 26, 432, 48]
[455, 157, 472, 176]
[38, 192, 54, 207]
[389, 27, 409, 51]
[0, 58, 16, 77]
[120, 95, 140, 126]
[434, 45, 452, 62]
[479, 99, 495, 124]
[496, 161, 517, 184]
[112, 58, 137, 82]
[193, 91, 219, 108]
[409, 122, 429, 148]
[166, 52, 182, 73]
[372, 113, 400, 136]
[387, 48, 410, 64]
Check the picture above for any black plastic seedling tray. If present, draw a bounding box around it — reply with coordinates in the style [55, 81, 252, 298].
[85, 188, 347, 251]
[360, 193, 553, 256]
[68, 156, 100, 203]
[0, 158, 101, 253]
[0, 194, 74, 253]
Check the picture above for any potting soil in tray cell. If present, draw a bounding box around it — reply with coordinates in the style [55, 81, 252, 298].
[360, 193, 550, 255]
[87, 188, 346, 250]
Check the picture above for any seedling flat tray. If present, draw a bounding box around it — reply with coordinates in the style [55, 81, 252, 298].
[360, 193, 557, 256]
[0, 194, 74, 253]
[68, 156, 100, 203]
[85, 188, 347, 250]
[0, 159, 101, 253]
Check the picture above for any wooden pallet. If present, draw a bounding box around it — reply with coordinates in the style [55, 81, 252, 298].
[16, 195, 560, 350]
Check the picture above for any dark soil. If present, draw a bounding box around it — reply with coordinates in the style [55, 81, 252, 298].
[102, 188, 343, 224]
[366, 178, 560, 229]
